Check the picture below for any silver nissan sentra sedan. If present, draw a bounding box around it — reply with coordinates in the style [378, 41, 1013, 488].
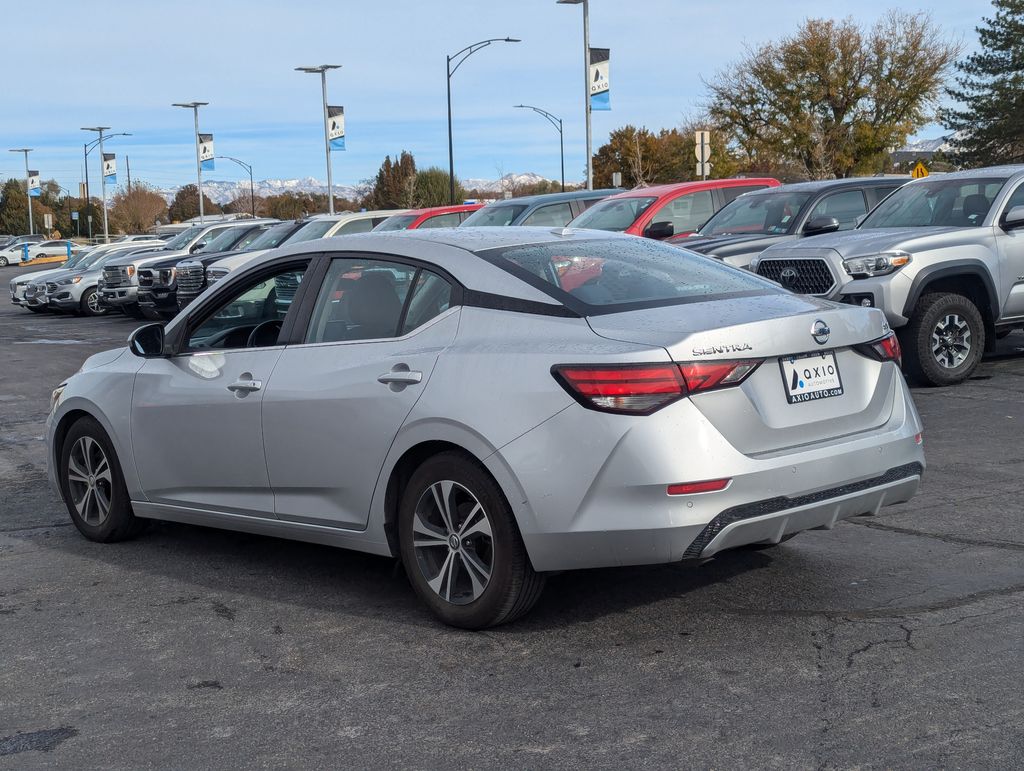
[46, 228, 925, 628]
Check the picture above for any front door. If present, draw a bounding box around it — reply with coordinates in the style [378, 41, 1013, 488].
[997, 182, 1024, 318]
[262, 255, 459, 529]
[131, 261, 309, 516]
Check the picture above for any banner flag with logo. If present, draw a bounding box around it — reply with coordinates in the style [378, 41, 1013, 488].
[102, 153, 117, 185]
[27, 171, 41, 197]
[589, 48, 610, 111]
[198, 133, 215, 171]
[328, 106, 345, 150]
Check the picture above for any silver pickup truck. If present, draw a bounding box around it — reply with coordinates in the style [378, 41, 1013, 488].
[752, 166, 1024, 386]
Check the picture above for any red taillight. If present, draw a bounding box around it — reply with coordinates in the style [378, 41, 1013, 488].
[855, 332, 902, 365]
[552, 364, 686, 415]
[667, 478, 731, 495]
[552, 359, 762, 415]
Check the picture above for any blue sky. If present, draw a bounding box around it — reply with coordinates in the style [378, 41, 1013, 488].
[0, 0, 991, 193]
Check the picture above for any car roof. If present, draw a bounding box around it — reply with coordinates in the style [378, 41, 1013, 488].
[482, 189, 622, 206]
[739, 177, 910, 195]
[905, 164, 1024, 181]
[305, 209, 408, 222]
[606, 178, 780, 200]
[402, 204, 484, 216]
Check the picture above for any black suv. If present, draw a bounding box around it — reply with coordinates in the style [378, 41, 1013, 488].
[671, 177, 909, 269]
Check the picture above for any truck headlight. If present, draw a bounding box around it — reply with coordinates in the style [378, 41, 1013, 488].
[158, 267, 176, 285]
[842, 251, 912, 278]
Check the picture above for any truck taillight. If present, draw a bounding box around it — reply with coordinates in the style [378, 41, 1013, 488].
[552, 359, 763, 415]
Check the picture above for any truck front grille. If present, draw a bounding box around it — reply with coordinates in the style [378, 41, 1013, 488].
[177, 264, 205, 295]
[137, 269, 155, 288]
[756, 258, 836, 296]
[102, 266, 127, 288]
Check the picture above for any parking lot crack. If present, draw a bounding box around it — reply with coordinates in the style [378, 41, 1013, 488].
[844, 518, 1024, 552]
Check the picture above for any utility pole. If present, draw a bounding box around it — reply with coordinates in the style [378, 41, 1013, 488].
[557, 0, 592, 189]
[8, 148, 33, 234]
[295, 65, 341, 215]
[126, 155, 132, 193]
[81, 127, 111, 242]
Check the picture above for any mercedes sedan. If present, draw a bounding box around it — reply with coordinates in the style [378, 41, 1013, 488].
[47, 228, 925, 628]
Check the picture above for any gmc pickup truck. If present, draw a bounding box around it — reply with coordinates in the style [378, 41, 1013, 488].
[753, 166, 1024, 386]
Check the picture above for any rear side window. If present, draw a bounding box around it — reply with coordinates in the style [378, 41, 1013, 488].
[521, 202, 574, 227]
[479, 238, 777, 313]
[650, 191, 716, 234]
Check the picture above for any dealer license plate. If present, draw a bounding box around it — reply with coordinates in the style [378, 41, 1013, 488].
[779, 351, 843, 404]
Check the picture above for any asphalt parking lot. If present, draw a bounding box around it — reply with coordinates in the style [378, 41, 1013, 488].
[1, 262, 1022, 769]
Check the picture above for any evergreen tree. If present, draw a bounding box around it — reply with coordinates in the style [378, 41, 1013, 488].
[0, 178, 30, 234]
[366, 151, 417, 209]
[168, 184, 221, 222]
[945, 0, 1024, 166]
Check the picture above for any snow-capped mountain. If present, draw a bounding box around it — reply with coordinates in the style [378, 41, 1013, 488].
[156, 172, 560, 205]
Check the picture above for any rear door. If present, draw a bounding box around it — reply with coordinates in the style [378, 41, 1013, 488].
[262, 254, 460, 528]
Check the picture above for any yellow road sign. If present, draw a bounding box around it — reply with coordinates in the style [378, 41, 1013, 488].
[912, 161, 929, 179]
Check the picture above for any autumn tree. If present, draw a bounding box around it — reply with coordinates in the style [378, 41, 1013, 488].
[110, 183, 168, 233]
[168, 184, 221, 222]
[945, 0, 1024, 166]
[705, 12, 960, 178]
[224, 192, 267, 218]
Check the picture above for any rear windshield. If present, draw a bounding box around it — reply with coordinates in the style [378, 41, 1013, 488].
[861, 177, 1008, 228]
[374, 214, 419, 231]
[699, 191, 812, 236]
[461, 204, 528, 227]
[478, 238, 777, 314]
[569, 196, 657, 231]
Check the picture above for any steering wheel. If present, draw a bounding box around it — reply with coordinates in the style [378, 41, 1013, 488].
[247, 319, 282, 348]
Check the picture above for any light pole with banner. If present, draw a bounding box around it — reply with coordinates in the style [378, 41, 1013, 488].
[557, 0, 592, 189]
[8, 148, 33, 234]
[216, 156, 256, 218]
[82, 132, 130, 228]
[295, 65, 341, 215]
[695, 130, 711, 180]
[514, 105, 564, 191]
[172, 102, 209, 224]
[81, 127, 114, 242]
[447, 38, 521, 205]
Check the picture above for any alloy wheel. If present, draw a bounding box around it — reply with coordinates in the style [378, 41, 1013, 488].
[66, 436, 113, 526]
[931, 313, 972, 369]
[87, 290, 102, 314]
[412, 480, 493, 605]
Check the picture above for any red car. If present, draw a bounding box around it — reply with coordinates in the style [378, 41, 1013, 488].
[568, 178, 780, 239]
[374, 204, 484, 231]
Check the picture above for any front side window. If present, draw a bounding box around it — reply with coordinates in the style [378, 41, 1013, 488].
[480, 238, 777, 313]
[1001, 182, 1024, 214]
[305, 258, 453, 343]
[163, 226, 204, 250]
[460, 204, 528, 227]
[861, 177, 1007, 228]
[808, 190, 868, 230]
[335, 218, 376, 235]
[197, 226, 253, 253]
[418, 212, 462, 229]
[521, 202, 574, 227]
[186, 263, 307, 350]
[699, 191, 812, 236]
[569, 196, 657, 231]
[651, 191, 716, 234]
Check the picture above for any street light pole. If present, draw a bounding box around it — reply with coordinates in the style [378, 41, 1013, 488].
[172, 102, 209, 224]
[446, 38, 521, 205]
[81, 132, 130, 242]
[81, 127, 112, 242]
[557, 0, 592, 189]
[295, 65, 341, 215]
[8, 148, 33, 234]
[216, 156, 256, 218]
[514, 105, 565, 191]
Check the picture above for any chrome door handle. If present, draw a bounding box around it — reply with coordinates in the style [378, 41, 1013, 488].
[227, 379, 262, 393]
[377, 371, 423, 385]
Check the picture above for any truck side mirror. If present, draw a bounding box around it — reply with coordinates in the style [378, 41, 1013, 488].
[1001, 205, 1024, 231]
[802, 216, 841, 237]
[643, 221, 675, 240]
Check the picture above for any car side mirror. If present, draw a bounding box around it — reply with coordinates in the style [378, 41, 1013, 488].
[1001, 205, 1024, 231]
[802, 216, 841, 237]
[128, 323, 165, 358]
[643, 221, 675, 240]
[189, 241, 207, 253]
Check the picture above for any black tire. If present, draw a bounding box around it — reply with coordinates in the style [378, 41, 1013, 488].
[398, 451, 545, 629]
[58, 416, 146, 543]
[79, 287, 106, 317]
[0, 256, 8, 267]
[900, 292, 986, 387]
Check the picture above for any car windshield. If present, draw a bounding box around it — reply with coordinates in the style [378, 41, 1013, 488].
[246, 222, 300, 250]
[699, 192, 813, 236]
[861, 177, 1008, 228]
[374, 214, 419, 232]
[197, 226, 251, 253]
[162, 226, 204, 250]
[78, 248, 116, 269]
[287, 219, 337, 244]
[461, 204, 528, 227]
[569, 196, 658, 231]
[480, 238, 777, 312]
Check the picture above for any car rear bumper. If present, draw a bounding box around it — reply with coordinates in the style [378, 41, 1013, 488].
[496, 373, 925, 571]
